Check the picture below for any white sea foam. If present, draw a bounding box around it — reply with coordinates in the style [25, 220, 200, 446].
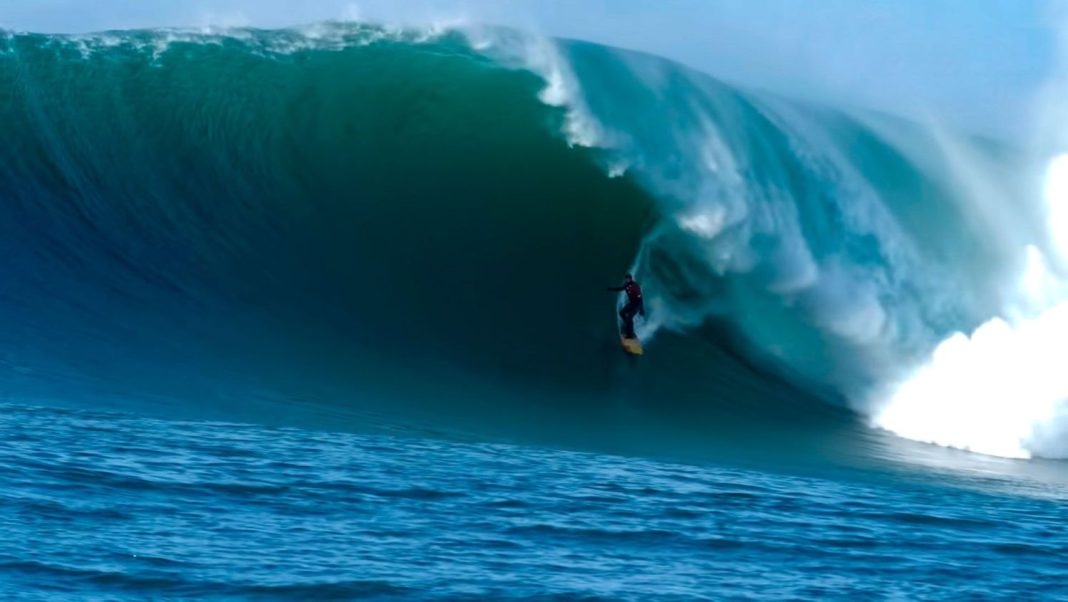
[873, 155, 1068, 459]
[48, 21, 447, 63]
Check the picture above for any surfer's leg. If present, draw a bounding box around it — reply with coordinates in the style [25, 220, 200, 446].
[619, 303, 637, 338]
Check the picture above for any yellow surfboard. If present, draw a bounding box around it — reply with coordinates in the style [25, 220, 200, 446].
[621, 336, 643, 356]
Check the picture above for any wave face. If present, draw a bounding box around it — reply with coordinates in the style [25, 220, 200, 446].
[0, 24, 1053, 454]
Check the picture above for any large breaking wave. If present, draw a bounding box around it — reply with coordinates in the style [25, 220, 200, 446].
[0, 23, 1062, 458]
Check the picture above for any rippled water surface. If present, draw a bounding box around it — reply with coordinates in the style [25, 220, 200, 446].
[2, 403, 1067, 601]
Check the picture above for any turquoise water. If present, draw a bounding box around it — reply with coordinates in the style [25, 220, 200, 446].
[2, 22, 1067, 599]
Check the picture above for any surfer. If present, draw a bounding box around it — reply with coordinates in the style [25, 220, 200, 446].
[606, 274, 644, 339]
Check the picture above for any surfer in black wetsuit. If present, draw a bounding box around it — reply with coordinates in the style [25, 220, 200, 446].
[606, 274, 645, 339]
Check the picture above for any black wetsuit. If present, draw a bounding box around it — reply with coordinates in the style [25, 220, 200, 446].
[607, 280, 644, 338]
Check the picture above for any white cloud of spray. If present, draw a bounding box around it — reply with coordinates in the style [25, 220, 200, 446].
[873, 147, 1068, 459]
[873, 263, 1068, 459]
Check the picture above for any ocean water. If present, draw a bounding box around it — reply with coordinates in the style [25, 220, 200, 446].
[2, 21, 1068, 600]
[3, 402, 1067, 601]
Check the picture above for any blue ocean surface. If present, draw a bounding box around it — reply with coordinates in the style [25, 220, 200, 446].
[2, 402, 1067, 601]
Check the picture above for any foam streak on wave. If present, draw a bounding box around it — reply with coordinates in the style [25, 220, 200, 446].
[466, 28, 604, 148]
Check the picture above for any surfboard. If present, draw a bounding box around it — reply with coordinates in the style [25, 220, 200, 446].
[621, 336, 643, 356]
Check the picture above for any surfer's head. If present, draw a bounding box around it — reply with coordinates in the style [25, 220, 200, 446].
[624, 273, 633, 282]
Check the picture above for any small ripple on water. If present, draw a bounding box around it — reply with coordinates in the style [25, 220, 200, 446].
[874, 511, 1001, 530]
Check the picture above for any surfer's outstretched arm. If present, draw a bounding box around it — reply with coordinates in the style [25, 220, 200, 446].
[605, 285, 625, 292]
